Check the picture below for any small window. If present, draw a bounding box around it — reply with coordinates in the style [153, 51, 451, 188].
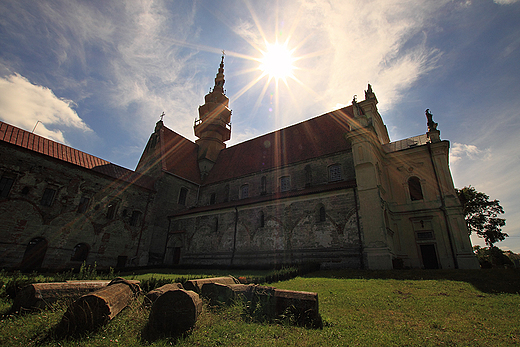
[319, 206, 326, 222]
[417, 231, 434, 240]
[210, 193, 216, 205]
[0, 176, 15, 198]
[178, 187, 188, 205]
[304, 165, 312, 187]
[280, 176, 290, 192]
[329, 164, 342, 182]
[77, 196, 90, 213]
[223, 184, 229, 202]
[106, 201, 119, 219]
[71, 243, 89, 261]
[130, 210, 142, 226]
[261, 176, 267, 195]
[408, 176, 423, 201]
[40, 188, 56, 206]
[214, 217, 219, 232]
[260, 211, 265, 228]
[240, 184, 249, 199]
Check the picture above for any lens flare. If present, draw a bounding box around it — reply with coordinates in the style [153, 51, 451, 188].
[259, 41, 296, 82]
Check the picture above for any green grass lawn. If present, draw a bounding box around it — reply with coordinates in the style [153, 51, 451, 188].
[1, 269, 519, 346]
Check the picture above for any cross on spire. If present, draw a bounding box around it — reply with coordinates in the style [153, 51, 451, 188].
[160, 112, 165, 121]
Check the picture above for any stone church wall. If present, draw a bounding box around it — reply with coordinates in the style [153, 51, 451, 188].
[0, 143, 155, 271]
[167, 150, 362, 268]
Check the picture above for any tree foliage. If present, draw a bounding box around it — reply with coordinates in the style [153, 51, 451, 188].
[456, 186, 507, 246]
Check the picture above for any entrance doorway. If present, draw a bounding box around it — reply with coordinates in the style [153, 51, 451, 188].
[420, 244, 440, 269]
[20, 237, 48, 271]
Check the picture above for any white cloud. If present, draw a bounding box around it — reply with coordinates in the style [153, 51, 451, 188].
[450, 142, 491, 164]
[0, 74, 91, 143]
[494, 0, 519, 4]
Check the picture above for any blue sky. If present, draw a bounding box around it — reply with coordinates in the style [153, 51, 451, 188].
[1, 0, 519, 252]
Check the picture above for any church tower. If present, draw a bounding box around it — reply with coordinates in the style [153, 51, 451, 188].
[194, 55, 232, 179]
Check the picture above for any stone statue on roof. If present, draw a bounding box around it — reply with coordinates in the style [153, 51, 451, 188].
[425, 109, 438, 132]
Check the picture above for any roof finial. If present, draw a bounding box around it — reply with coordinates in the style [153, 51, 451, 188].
[160, 112, 165, 122]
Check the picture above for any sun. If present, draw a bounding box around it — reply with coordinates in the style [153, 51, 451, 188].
[259, 41, 297, 82]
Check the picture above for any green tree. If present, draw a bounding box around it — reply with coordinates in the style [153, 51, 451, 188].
[456, 186, 507, 246]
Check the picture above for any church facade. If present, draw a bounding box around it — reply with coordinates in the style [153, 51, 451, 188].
[0, 57, 479, 271]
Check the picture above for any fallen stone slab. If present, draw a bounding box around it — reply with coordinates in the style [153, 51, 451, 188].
[201, 283, 255, 306]
[183, 276, 239, 294]
[148, 288, 202, 336]
[57, 278, 141, 335]
[11, 280, 111, 312]
[144, 283, 184, 307]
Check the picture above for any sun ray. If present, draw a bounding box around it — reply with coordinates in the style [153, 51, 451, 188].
[229, 72, 266, 104]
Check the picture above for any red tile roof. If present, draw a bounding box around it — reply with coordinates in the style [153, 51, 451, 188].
[0, 121, 155, 190]
[204, 106, 354, 184]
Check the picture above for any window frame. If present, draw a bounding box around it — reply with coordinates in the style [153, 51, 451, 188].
[240, 184, 249, 199]
[178, 187, 188, 205]
[328, 164, 342, 182]
[408, 176, 424, 201]
[0, 176, 15, 198]
[40, 187, 57, 207]
[280, 176, 291, 192]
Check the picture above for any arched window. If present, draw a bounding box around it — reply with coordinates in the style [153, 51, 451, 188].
[408, 176, 423, 201]
[71, 243, 89, 261]
[214, 217, 219, 232]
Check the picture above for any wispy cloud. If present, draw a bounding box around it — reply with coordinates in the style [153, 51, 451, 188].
[0, 74, 91, 143]
[227, 0, 450, 132]
[494, 0, 520, 5]
[450, 142, 491, 164]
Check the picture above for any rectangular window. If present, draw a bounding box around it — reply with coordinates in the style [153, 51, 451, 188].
[241, 184, 249, 199]
[210, 193, 216, 205]
[280, 176, 290, 192]
[77, 196, 90, 213]
[130, 210, 142, 226]
[417, 231, 434, 240]
[178, 187, 188, 205]
[40, 188, 56, 206]
[0, 176, 15, 198]
[106, 201, 118, 219]
[329, 164, 342, 182]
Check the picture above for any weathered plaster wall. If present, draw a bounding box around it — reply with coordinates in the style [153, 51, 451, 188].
[170, 189, 361, 268]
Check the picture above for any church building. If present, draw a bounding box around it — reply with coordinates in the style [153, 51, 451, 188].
[0, 56, 479, 271]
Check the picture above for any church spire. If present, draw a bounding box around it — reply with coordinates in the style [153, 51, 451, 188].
[213, 54, 225, 94]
